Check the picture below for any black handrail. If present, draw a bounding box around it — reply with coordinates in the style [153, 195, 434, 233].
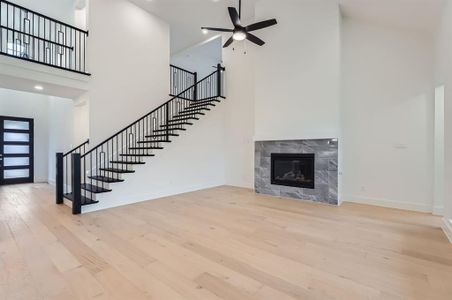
[64, 139, 89, 157]
[170, 64, 195, 75]
[0, 0, 90, 75]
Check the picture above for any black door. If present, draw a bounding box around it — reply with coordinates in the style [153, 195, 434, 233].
[0, 116, 34, 185]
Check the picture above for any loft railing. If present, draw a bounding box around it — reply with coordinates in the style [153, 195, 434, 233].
[170, 64, 196, 97]
[60, 64, 224, 214]
[55, 139, 89, 212]
[0, 0, 89, 75]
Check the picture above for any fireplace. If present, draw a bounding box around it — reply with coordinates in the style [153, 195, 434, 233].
[271, 153, 315, 189]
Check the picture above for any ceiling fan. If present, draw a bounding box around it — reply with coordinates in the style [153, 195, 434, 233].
[201, 0, 277, 48]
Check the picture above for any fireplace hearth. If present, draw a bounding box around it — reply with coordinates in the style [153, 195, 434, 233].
[271, 153, 315, 189]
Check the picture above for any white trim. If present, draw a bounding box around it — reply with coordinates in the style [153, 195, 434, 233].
[82, 182, 224, 214]
[344, 195, 432, 213]
[442, 218, 452, 244]
[433, 205, 444, 216]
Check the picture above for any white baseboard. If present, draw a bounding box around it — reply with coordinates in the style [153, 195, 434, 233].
[82, 182, 225, 214]
[344, 195, 432, 213]
[433, 205, 444, 216]
[442, 218, 452, 244]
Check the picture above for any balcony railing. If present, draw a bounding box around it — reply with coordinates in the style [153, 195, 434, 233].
[0, 0, 90, 75]
[170, 64, 196, 97]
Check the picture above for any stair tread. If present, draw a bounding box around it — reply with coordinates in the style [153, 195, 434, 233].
[100, 168, 135, 174]
[188, 103, 216, 109]
[121, 153, 155, 157]
[81, 183, 112, 193]
[64, 193, 99, 206]
[129, 147, 163, 150]
[145, 134, 179, 138]
[110, 160, 145, 164]
[135, 143, 166, 147]
[120, 154, 156, 157]
[88, 176, 124, 183]
[176, 112, 206, 117]
[190, 99, 220, 105]
[153, 128, 186, 133]
[161, 122, 193, 127]
[137, 140, 171, 144]
[182, 108, 211, 113]
[170, 117, 200, 121]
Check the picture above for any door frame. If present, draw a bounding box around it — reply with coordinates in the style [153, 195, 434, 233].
[0, 115, 34, 185]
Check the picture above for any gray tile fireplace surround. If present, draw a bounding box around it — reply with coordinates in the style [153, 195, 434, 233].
[255, 139, 338, 205]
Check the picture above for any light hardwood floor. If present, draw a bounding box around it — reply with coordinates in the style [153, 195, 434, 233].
[1, 184, 452, 300]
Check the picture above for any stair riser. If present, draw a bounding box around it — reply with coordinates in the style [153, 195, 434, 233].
[83, 181, 113, 189]
[79, 190, 98, 202]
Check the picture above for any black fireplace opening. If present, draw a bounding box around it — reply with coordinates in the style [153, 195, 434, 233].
[271, 153, 315, 189]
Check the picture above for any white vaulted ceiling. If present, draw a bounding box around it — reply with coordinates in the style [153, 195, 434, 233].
[128, 0, 443, 54]
[339, 0, 443, 33]
[128, 0, 258, 54]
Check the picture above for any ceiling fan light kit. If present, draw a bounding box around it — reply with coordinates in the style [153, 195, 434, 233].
[233, 30, 247, 41]
[201, 0, 277, 48]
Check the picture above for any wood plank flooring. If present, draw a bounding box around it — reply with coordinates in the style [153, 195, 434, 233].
[1, 184, 452, 299]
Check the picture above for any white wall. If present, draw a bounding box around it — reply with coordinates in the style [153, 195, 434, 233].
[341, 18, 435, 212]
[12, 0, 77, 25]
[434, 85, 445, 215]
[0, 88, 73, 183]
[222, 42, 256, 188]
[253, 0, 341, 141]
[87, 0, 170, 145]
[73, 95, 90, 145]
[171, 37, 223, 79]
[435, 0, 452, 241]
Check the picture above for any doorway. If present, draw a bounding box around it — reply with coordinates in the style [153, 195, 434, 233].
[0, 116, 34, 185]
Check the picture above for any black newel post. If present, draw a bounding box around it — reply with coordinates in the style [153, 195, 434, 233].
[193, 72, 198, 101]
[56, 152, 64, 204]
[71, 153, 82, 215]
[217, 64, 222, 97]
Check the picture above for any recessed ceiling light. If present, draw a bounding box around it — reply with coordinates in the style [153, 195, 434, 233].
[34, 85, 44, 91]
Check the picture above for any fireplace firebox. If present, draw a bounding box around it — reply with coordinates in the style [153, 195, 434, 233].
[271, 153, 315, 189]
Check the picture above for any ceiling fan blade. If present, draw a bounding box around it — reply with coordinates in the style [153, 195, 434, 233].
[201, 27, 233, 32]
[246, 19, 277, 32]
[228, 7, 241, 26]
[223, 36, 234, 48]
[246, 33, 265, 46]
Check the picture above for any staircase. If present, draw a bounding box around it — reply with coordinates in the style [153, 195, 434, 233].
[56, 65, 225, 214]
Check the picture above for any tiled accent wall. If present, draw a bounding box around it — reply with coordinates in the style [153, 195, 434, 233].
[255, 139, 338, 205]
